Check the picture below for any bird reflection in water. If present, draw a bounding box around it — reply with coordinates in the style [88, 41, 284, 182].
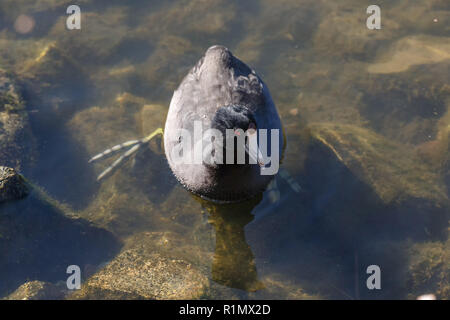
[195, 194, 265, 292]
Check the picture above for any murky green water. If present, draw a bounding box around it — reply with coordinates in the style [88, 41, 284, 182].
[0, 0, 448, 299]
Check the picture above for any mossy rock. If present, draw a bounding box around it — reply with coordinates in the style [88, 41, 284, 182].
[416, 103, 450, 182]
[71, 231, 209, 300]
[248, 274, 321, 300]
[0, 70, 25, 113]
[309, 122, 448, 205]
[359, 37, 449, 146]
[0, 0, 90, 16]
[3, 280, 67, 300]
[362, 235, 450, 300]
[17, 43, 92, 122]
[406, 239, 449, 299]
[0, 166, 29, 203]
[203, 273, 322, 300]
[312, 0, 447, 61]
[48, 7, 132, 66]
[367, 36, 450, 75]
[313, 5, 399, 61]
[69, 93, 167, 158]
[136, 0, 236, 38]
[67, 94, 190, 237]
[0, 69, 36, 171]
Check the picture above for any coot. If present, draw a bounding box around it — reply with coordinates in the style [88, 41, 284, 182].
[90, 45, 284, 203]
[164, 45, 284, 202]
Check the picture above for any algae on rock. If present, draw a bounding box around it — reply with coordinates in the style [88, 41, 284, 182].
[309, 122, 448, 205]
[406, 238, 450, 299]
[68, 94, 178, 235]
[0, 166, 29, 203]
[0, 69, 36, 172]
[3, 280, 67, 300]
[70, 231, 209, 300]
[368, 36, 450, 75]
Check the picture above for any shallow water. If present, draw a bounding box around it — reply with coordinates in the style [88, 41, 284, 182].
[0, 0, 449, 299]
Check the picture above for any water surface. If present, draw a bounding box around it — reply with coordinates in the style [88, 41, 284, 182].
[0, 0, 448, 299]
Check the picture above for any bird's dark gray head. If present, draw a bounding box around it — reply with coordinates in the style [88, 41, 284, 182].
[210, 104, 258, 167]
[203, 45, 233, 68]
[212, 104, 256, 135]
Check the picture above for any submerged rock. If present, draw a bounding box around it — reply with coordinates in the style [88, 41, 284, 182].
[309, 122, 448, 205]
[18, 43, 92, 121]
[69, 93, 165, 160]
[204, 273, 322, 300]
[263, 122, 449, 294]
[313, 7, 398, 61]
[368, 36, 450, 74]
[4, 280, 66, 300]
[406, 238, 450, 299]
[137, 0, 236, 38]
[357, 65, 448, 146]
[358, 234, 449, 300]
[248, 274, 321, 300]
[0, 166, 29, 203]
[71, 232, 209, 300]
[68, 94, 180, 235]
[0, 70, 24, 114]
[416, 104, 450, 185]
[0, 180, 120, 297]
[0, 69, 36, 171]
[50, 8, 129, 60]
